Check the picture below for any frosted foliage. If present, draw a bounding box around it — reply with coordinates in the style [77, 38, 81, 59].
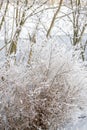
[0, 42, 87, 130]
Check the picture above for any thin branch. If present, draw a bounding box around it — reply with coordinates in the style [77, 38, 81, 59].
[46, 0, 63, 38]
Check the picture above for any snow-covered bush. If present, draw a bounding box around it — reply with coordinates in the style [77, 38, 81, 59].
[0, 41, 87, 130]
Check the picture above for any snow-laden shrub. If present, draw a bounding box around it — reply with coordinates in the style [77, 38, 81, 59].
[0, 41, 87, 130]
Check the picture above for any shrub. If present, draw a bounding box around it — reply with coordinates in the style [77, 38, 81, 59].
[0, 43, 87, 130]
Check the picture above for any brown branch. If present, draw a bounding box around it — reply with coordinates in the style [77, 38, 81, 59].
[0, 1, 9, 30]
[46, 0, 63, 38]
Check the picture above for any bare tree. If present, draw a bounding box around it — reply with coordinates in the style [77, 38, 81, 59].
[68, 0, 87, 60]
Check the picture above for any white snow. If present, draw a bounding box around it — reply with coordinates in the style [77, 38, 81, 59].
[0, 2, 87, 130]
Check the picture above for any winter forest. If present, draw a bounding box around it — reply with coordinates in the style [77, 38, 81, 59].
[0, 0, 87, 129]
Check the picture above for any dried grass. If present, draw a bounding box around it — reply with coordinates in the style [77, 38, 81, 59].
[0, 45, 87, 130]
